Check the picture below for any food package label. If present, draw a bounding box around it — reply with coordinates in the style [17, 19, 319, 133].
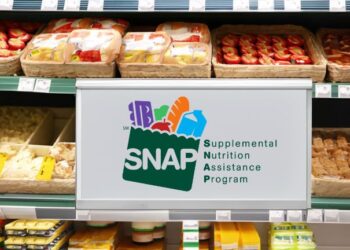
[36, 156, 56, 181]
[0, 153, 8, 175]
[123, 96, 207, 191]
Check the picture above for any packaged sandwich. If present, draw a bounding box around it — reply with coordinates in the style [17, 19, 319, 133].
[163, 42, 209, 65]
[25, 34, 68, 62]
[119, 32, 171, 64]
[26, 221, 71, 237]
[156, 22, 210, 44]
[26, 230, 71, 250]
[5, 236, 26, 249]
[5, 220, 28, 236]
[66, 29, 121, 63]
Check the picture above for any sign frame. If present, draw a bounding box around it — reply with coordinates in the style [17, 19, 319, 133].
[76, 79, 312, 210]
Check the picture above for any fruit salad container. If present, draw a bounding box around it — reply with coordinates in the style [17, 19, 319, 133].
[316, 28, 350, 82]
[0, 21, 42, 76]
[212, 25, 327, 82]
[21, 29, 122, 78]
[117, 31, 212, 78]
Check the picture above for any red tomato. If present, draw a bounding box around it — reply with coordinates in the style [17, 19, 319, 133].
[241, 47, 258, 57]
[259, 55, 275, 65]
[239, 39, 255, 48]
[0, 31, 8, 41]
[291, 55, 312, 64]
[19, 34, 32, 43]
[287, 34, 305, 47]
[8, 38, 25, 50]
[8, 28, 27, 39]
[272, 36, 287, 46]
[273, 43, 288, 53]
[256, 43, 272, 51]
[221, 34, 239, 47]
[222, 46, 238, 55]
[80, 50, 102, 62]
[257, 34, 271, 44]
[240, 34, 256, 43]
[289, 46, 305, 56]
[0, 49, 13, 57]
[224, 53, 241, 64]
[258, 49, 274, 58]
[242, 54, 258, 64]
[274, 51, 291, 61]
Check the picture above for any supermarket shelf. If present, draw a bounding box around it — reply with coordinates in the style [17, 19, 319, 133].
[313, 83, 350, 98]
[312, 197, 350, 210]
[2, 0, 350, 12]
[0, 77, 76, 94]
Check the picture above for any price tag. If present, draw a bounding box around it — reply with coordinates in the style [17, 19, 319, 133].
[41, 0, 58, 10]
[34, 79, 51, 93]
[307, 209, 323, 223]
[269, 210, 285, 222]
[36, 156, 55, 181]
[18, 78, 36, 92]
[233, 0, 250, 10]
[64, 0, 81, 11]
[284, 0, 301, 11]
[324, 209, 340, 223]
[138, 0, 154, 11]
[0, 153, 8, 175]
[338, 85, 350, 98]
[287, 210, 303, 222]
[183, 220, 199, 250]
[0, 0, 13, 10]
[330, 0, 346, 11]
[183, 220, 199, 231]
[87, 0, 104, 11]
[315, 84, 332, 98]
[258, 0, 274, 10]
[189, 0, 205, 11]
[216, 210, 231, 221]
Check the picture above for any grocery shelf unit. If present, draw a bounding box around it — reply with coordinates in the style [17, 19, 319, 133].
[2, 2, 350, 249]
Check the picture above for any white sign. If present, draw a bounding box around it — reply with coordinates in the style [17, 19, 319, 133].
[315, 84, 332, 98]
[269, 210, 285, 222]
[87, 0, 104, 11]
[64, 0, 80, 10]
[41, 0, 58, 10]
[216, 210, 231, 221]
[284, 0, 301, 11]
[18, 78, 35, 92]
[189, 0, 205, 11]
[138, 0, 154, 11]
[330, 0, 346, 11]
[34, 79, 51, 93]
[233, 0, 250, 10]
[338, 85, 350, 98]
[324, 209, 340, 223]
[287, 210, 303, 222]
[307, 209, 323, 223]
[183, 220, 199, 230]
[258, 0, 274, 10]
[77, 79, 311, 210]
[0, 0, 13, 10]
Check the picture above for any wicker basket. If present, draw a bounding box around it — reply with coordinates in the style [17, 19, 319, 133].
[212, 25, 327, 82]
[0, 179, 74, 194]
[316, 28, 350, 83]
[312, 128, 350, 198]
[0, 54, 22, 76]
[118, 43, 212, 78]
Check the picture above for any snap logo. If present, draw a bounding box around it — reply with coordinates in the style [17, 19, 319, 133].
[123, 96, 207, 191]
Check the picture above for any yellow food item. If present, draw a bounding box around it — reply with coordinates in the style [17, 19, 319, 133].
[163, 43, 209, 65]
[237, 222, 260, 250]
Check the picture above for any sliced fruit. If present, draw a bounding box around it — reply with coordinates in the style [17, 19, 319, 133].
[257, 34, 271, 44]
[274, 51, 291, 61]
[19, 33, 32, 43]
[291, 54, 312, 64]
[241, 47, 258, 57]
[224, 53, 241, 64]
[239, 39, 255, 48]
[0, 31, 8, 41]
[8, 28, 27, 39]
[259, 55, 275, 65]
[258, 48, 274, 58]
[0, 49, 12, 57]
[272, 36, 287, 46]
[287, 34, 304, 47]
[275, 60, 291, 65]
[240, 34, 256, 43]
[241, 54, 258, 64]
[222, 46, 238, 55]
[256, 43, 272, 51]
[8, 38, 25, 50]
[0, 40, 9, 49]
[289, 46, 305, 56]
[273, 43, 288, 53]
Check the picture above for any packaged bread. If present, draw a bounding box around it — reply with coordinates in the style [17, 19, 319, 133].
[0, 107, 48, 144]
[5, 220, 27, 236]
[156, 22, 210, 44]
[25, 33, 68, 62]
[66, 29, 121, 63]
[163, 42, 210, 65]
[43, 18, 129, 36]
[118, 32, 171, 64]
